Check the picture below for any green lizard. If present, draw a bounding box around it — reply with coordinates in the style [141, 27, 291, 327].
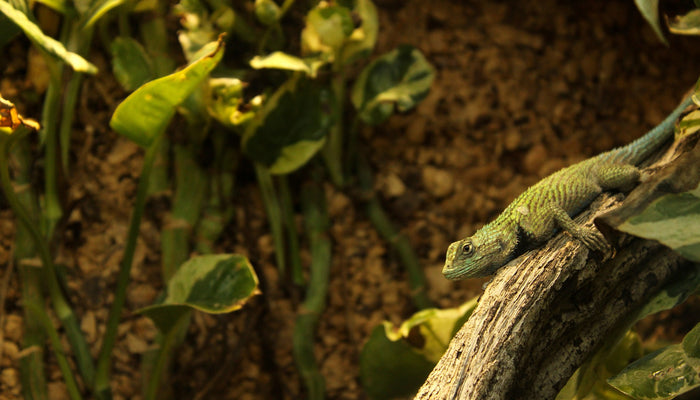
[443, 93, 696, 280]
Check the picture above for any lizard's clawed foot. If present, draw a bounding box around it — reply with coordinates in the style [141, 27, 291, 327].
[572, 226, 610, 254]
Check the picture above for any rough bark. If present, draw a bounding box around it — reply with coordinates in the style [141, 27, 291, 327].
[415, 134, 700, 400]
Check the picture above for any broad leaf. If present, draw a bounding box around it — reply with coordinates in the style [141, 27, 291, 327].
[360, 298, 477, 399]
[110, 36, 155, 91]
[0, 1, 97, 73]
[352, 45, 434, 125]
[609, 323, 700, 400]
[243, 75, 336, 174]
[617, 182, 700, 262]
[137, 254, 260, 334]
[634, 0, 667, 45]
[110, 36, 224, 147]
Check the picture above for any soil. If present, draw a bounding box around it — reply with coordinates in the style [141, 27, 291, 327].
[2, 0, 700, 399]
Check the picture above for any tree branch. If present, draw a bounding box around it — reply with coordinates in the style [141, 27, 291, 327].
[416, 134, 700, 400]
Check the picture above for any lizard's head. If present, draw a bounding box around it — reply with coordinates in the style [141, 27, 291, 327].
[442, 226, 517, 280]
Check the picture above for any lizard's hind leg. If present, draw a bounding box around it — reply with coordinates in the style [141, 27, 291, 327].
[549, 203, 609, 253]
[595, 163, 641, 192]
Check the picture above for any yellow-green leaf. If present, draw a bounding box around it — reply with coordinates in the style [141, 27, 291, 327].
[0, 1, 97, 73]
[109, 36, 224, 147]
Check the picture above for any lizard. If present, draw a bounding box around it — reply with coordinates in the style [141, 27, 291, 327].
[443, 93, 696, 280]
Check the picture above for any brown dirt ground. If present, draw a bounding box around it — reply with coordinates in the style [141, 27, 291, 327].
[2, 0, 700, 399]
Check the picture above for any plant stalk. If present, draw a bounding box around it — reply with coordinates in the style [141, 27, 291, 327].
[0, 132, 92, 390]
[356, 153, 432, 310]
[94, 135, 163, 399]
[254, 163, 286, 275]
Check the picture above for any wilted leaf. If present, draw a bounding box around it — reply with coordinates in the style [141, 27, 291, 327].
[110, 36, 155, 91]
[352, 45, 434, 125]
[360, 298, 477, 399]
[667, 9, 700, 36]
[206, 77, 252, 128]
[634, 0, 667, 45]
[0, 1, 97, 73]
[617, 182, 700, 262]
[250, 51, 327, 77]
[137, 254, 260, 333]
[110, 36, 224, 147]
[0, 94, 40, 131]
[243, 75, 336, 174]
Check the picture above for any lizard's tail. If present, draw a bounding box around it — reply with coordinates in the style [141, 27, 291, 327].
[601, 93, 695, 165]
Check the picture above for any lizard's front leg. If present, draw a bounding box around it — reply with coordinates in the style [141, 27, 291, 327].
[549, 203, 608, 253]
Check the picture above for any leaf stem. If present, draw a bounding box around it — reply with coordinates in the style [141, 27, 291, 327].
[0, 132, 92, 391]
[293, 181, 332, 399]
[254, 163, 286, 275]
[356, 153, 432, 310]
[94, 135, 163, 399]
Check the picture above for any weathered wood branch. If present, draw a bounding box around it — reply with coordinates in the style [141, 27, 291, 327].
[415, 134, 700, 400]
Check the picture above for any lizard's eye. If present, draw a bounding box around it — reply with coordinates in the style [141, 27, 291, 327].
[461, 242, 474, 256]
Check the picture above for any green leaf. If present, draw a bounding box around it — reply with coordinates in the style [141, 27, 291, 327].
[250, 51, 328, 77]
[360, 325, 435, 400]
[668, 9, 700, 35]
[81, 0, 127, 30]
[677, 109, 700, 139]
[360, 298, 477, 399]
[254, 0, 280, 26]
[339, 0, 378, 65]
[0, 14, 20, 50]
[110, 36, 155, 91]
[352, 45, 434, 125]
[110, 37, 224, 147]
[34, 0, 67, 13]
[137, 254, 260, 333]
[608, 338, 700, 399]
[617, 182, 700, 262]
[301, 4, 354, 57]
[0, 1, 97, 73]
[682, 322, 700, 361]
[634, 0, 668, 45]
[243, 75, 336, 174]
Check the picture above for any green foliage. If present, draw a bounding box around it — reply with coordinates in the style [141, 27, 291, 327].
[138, 254, 259, 333]
[110, 37, 155, 91]
[360, 298, 478, 399]
[609, 323, 700, 399]
[617, 181, 700, 262]
[110, 38, 224, 147]
[0, 1, 97, 73]
[352, 45, 435, 125]
[668, 9, 700, 35]
[243, 75, 337, 174]
[557, 331, 642, 400]
[634, 0, 667, 44]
